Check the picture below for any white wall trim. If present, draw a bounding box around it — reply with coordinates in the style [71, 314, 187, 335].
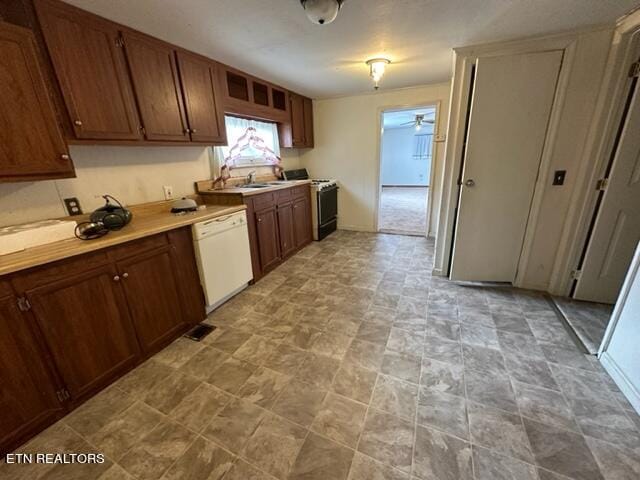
[373, 100, 442, 238]
[598, 242, 640, 413]
[338, 225, 374, 233]
[547, 18, 640, 295]
[599, 352, 640, 413]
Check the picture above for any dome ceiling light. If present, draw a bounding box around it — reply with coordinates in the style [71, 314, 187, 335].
[300, 0, 345, 25]
[366, 58, 391, 90]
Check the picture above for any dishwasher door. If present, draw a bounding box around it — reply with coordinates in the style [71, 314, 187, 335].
[192, 211, 253, 309]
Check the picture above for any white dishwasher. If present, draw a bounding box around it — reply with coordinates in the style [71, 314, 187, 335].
[192, 211, 253, 311]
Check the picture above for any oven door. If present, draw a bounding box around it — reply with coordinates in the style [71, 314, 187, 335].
[318, 185, 338, 226]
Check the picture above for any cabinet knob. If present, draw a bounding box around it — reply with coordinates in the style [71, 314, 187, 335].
[184, 128, 191, 134]
[191, 128, 197, 134]
[74, 119, 83, 126]
[113, 275, 121, 282]
[61, 154, 70, 160]
[258, 218, 263, 223]
[122, 272, 129, 279]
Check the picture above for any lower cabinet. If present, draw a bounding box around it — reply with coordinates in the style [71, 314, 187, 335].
[25, 263, 140, 404]
[0, 284, 62, 456]
[293, 196, 313, 248]
[277, 202, 296, 258]
[255, 206, 282, 272]
[1, 226, 205, 454]
[115, 245, 186, 355]
[246, 184, 313, 280]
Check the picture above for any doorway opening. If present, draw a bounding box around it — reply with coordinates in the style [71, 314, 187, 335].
[377, 106, 436, 236]
[556, 49, 640, 354]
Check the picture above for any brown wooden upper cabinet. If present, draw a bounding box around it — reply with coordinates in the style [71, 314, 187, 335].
[289, 92, 314, 148]
[35, 0, 141, 140]
[303, 96, 314, 147]
[222, 65, 290, 123]
[122, 31, 190, 142]
[176, 52, 227, 144]
[0, 20, 73, 182]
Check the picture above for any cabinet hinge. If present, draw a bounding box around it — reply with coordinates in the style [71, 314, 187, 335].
[596, 178, 609, 191]
[139, 125, 146, 135]
[55, 389, 70, 403]
[17, 297, 31, 312]
[629, 61, 640, 78]
[115, 36, 124, 48]
[571, 269, 583, 280]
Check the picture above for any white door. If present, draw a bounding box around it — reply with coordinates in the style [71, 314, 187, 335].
[574, 72, 640, 304]
[450, 51, 563, 282]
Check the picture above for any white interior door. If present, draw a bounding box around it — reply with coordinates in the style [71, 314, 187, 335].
[574, 74, 640, 304]
[450, 51, 563, 282]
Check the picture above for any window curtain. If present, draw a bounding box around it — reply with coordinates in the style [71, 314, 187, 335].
[212, 116, 280, 176]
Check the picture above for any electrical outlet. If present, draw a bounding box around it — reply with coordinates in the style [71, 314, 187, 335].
[163, 185, 174, 200]
[63, 197, 83, 216]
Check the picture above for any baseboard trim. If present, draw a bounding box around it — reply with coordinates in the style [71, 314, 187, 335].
[599, 351, 640, 414]
[381, 185, 430, 188]
[338, 225, 375, 233]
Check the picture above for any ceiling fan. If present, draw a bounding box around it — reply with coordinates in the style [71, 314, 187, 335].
[400, 114, 435, 131]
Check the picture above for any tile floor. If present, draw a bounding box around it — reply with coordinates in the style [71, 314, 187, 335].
[552, 297, 613, 354]
[378, 187, 428, 235]
[2, 231, 639, 480]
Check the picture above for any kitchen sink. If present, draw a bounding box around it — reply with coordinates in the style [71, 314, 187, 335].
[241, 184, 271, 188]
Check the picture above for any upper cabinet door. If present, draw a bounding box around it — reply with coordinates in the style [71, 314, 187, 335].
[0, 21, 72, 182]
[122, 31, 189, 142]
[303, 97, 314, 147]
[35, 0, 141, 140]
[289, 93, 305, 147]
[176, 52, 227, 144]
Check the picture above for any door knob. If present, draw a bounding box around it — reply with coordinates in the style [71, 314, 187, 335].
[465, 179, 476, 187]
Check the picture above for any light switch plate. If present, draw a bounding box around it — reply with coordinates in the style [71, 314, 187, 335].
[163, 185, 174, 200]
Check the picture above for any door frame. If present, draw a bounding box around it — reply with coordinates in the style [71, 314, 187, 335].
[433, 30, 586, 280]
[374, 101, 441, 236]
[547, 15, 640, 296]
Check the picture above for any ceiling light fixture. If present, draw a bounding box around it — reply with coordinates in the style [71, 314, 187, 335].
[366, 58, 391, 90]
[300, 0, 344, 25]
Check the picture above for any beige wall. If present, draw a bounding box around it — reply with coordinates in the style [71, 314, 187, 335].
[299, 83, 451, 235]
[0, 146, 300, 228]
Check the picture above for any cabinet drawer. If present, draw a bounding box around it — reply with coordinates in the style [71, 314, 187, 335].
[106, 233, 169, 261]
[276, 188, 292, 204]
[251, 192, 276, 211]
[11, 250, 110, 292]
[292, 185, 309, 199]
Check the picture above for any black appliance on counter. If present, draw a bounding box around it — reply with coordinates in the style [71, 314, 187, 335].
[283, 169, 338, 241]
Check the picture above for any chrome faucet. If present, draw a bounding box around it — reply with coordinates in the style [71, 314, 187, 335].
[246, 170, 257, 185]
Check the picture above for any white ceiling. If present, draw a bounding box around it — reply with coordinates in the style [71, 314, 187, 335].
[383, 107, 436, 129]
[66, 0, 638, 98]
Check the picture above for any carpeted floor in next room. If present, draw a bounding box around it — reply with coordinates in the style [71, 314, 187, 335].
[378, 186, 428, 236]
[2, 231, 639, 480]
